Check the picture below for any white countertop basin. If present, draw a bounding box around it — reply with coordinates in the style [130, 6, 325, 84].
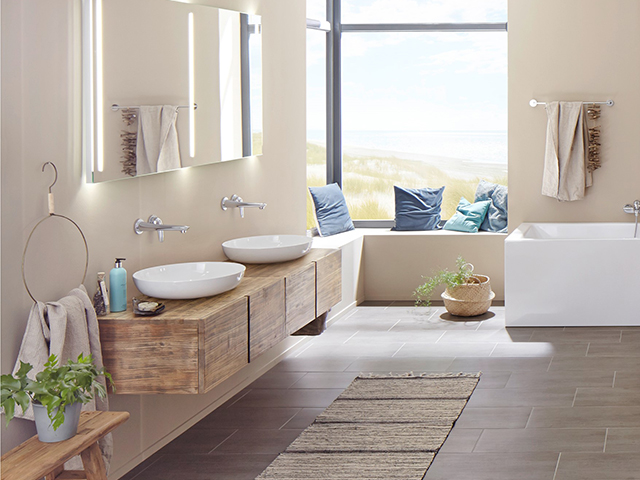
[133, 262, 245, 299]
[222, 235, 313, 264]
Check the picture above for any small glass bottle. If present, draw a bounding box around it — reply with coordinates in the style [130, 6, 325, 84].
[93, 272, 110, 316]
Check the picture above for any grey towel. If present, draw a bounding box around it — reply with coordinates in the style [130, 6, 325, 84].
[13, 285, 112, 471]
[542, 101, 591, 201]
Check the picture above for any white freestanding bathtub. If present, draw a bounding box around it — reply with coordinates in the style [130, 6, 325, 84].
[505, 223, 640, 326]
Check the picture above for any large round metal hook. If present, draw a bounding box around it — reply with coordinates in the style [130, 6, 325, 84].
[42, 162, 58, 193]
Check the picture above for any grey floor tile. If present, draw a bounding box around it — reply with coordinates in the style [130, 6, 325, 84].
[473, 428, 606, 453]
[528, 406, 640, 428]
[294, 342, 404, 358]
[280, 408, 326, 429]
[246, 371, 307, 389]
[289, 372, 358, 389]
[466, 387, 576, 407]
[548, 356, 640, 372]
[231, 388, 343, 408]
[344, 357, 455, 373]
[193, 407, 300, 430]
[491, 342, 588, 357]
[212, 428, 303, 454]
[555, 453, 640, 480]
[438, 428, 483, 453]
[476, 372, 511, 389]
[454, 407, 533, 429]
[159, 428, 237, 455]
[620, 330, 640, 343]
[530, 328, 622, 343]
[587, 342, 640, 357]
[270, 357, 354, 372]
[574, 387, 640, 407]
[437, 328, 533, 343]
[424, 452, 559, 480]
[448, 356, 552, 372]
[505, 370, 615, 389]
[605, 428, 640, 453]
[613, 371, 640, 388]
[118, 454, 163, 480]
[394, 342, 496, 357]
[345, 329, 445, 344]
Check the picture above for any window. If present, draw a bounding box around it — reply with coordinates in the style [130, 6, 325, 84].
[307, 0, 507, 225]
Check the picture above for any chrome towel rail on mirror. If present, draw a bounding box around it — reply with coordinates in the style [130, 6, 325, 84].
[529, 99, 614, 107]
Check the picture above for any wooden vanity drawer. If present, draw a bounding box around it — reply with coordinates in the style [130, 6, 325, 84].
[285, 263, 316, 335]
[316, 249, 342, 316]
[249, 278, 286, 361]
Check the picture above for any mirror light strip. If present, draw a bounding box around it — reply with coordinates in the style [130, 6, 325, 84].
[95, 0, 104, 172]
[188, 12, 195, 158]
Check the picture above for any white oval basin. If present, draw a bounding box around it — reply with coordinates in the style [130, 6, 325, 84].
[133, 262, 245, 300]
[222, 235, 313, 264]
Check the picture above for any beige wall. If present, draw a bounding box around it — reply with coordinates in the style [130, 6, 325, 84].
[0, 0, 306, 475]
[509, 0, 640, 226]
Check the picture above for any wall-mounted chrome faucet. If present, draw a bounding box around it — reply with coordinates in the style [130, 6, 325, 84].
[134, 215, 190, 242]
[221, 194, 267, 218]
[623, 200, 640, 238]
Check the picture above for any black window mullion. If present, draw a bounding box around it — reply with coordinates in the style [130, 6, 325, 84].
[326, 0, 342, 187]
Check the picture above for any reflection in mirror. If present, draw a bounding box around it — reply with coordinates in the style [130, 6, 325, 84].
[82, 0, 262, 183]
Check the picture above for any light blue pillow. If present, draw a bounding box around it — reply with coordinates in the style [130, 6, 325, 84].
[309, 183, 355, 237]
[392, 185, 444, 231]
[443, 197, 491, 233]
[475, 180, 508, 233]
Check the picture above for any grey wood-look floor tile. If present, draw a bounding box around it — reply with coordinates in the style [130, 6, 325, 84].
[574, 387, 640, 407]
[530, 328, 622, 343]
[423, 452, 559, 480]
[231, 388, 343, 409]
[280, 408, 326, 430]
[118, 454, 163, 480]
[528, 406, 640, 428]
[438, 428, 483, 453]
[193, 407, 300, 430]
[212, 428, 304, 454]
[620, 330, 640, 343]
[491, 342, 588, 357]
[394, 342, 496, 357]
[473, 428, 606, 453]
[159, 429, 237, 455]
[289, 372, 357, 389]
[437, 328, 533, 343]
[476, 372, 511, 389]
[448, 356, 552, 372]
[247, 371, 307, 389]
[294, 342, 405, 358]
[612, 371, 640, 388]
[454, 407, 533, 429]
[505, 370, 615, 389]
[127, 453, 278, 480]
[587, 342, 640, 357]
[270, 357, 354, 372]
[548, 356, 640, 372]
[554, 453, 640, 480]
[344, 357, 455, 373]
[604, 428, 640, 452]
[345, 330, 445, 344]
[466, 387, 576, 407]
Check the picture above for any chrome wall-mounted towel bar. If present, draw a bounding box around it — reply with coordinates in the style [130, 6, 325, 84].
[111, 103, 198, 111]
[529, 99, 614, 108]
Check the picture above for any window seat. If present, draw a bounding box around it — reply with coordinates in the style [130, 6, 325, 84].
[312, 228, 506, 303]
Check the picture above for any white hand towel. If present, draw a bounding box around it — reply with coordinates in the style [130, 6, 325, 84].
[136, 105, 182, 174]
[542, 101, 590, 201]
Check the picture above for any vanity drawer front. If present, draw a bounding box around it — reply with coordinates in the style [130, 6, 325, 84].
[316, 249, 342, 315]
[99, 319, 200, 394]
[285, 263, 316, 335]
[202, 298, 249, 393]
[249, 278, 286, 361]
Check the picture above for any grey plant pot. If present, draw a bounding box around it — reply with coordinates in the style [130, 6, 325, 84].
[32, 402, 82, 443]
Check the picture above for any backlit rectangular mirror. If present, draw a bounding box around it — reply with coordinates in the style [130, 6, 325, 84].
[82, 0, 262, 183]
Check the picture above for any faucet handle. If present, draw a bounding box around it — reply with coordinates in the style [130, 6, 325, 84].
[149, 215, 164, 242]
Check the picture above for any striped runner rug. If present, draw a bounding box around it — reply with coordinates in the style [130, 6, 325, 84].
[256, 372, 480, 480]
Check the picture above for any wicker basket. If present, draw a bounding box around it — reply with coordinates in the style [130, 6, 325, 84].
[441, 274, 495, 317]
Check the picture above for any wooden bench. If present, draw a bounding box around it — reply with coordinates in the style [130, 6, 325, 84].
[1, 411, 129, 480]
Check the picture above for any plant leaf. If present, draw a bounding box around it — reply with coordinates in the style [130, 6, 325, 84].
[1, 398, 15, 426]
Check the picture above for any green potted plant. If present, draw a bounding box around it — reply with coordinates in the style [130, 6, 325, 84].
[1, 353, 114, 442]
[414, 256, 495, 316]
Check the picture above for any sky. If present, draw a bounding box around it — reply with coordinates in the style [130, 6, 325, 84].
[307, 0, 507, 133]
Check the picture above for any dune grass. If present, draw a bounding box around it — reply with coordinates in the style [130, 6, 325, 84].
[306, 142, 507, 229]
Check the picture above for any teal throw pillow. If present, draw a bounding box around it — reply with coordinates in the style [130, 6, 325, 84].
[443, 197, 491, 233]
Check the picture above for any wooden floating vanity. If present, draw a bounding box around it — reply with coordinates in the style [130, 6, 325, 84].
[97, 248, 342, 395]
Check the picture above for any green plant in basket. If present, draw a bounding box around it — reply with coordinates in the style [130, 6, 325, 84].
[413, 256, 474, 307]
[1, 353, 114, 430]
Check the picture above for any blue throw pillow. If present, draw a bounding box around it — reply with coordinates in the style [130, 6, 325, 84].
[475, 180, 508, 233]
[308, 183, 355, 237]
[392, 185, 444, 231]
[443, 197, 491, 233]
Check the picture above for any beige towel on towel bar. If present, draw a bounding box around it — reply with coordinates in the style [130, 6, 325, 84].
[12, 285, 113, 471]
[542, 101, 591, 201]
[136, 105, 182, 174]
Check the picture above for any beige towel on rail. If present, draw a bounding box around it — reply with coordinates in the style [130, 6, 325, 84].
[136, 105, 182, 174]
[542, 101, 591, 201]
[12, 285, 112, 471]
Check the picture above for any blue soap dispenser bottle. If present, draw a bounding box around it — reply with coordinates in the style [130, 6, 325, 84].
[109, 258, 127, 312]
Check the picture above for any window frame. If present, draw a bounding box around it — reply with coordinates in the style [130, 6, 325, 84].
[307, 1, 508, 228]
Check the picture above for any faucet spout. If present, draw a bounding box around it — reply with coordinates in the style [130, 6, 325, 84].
[134, 215, 190, 242]
[221, 195, 267, 218]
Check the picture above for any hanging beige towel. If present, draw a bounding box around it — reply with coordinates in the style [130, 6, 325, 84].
[542, 101, 591, 201]
[136, 105, 182, 174]
[12, 285, 112, 471]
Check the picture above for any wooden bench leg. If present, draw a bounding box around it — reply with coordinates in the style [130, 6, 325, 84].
[79, 443, 107, 480]
[44, 465, 64, 480]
